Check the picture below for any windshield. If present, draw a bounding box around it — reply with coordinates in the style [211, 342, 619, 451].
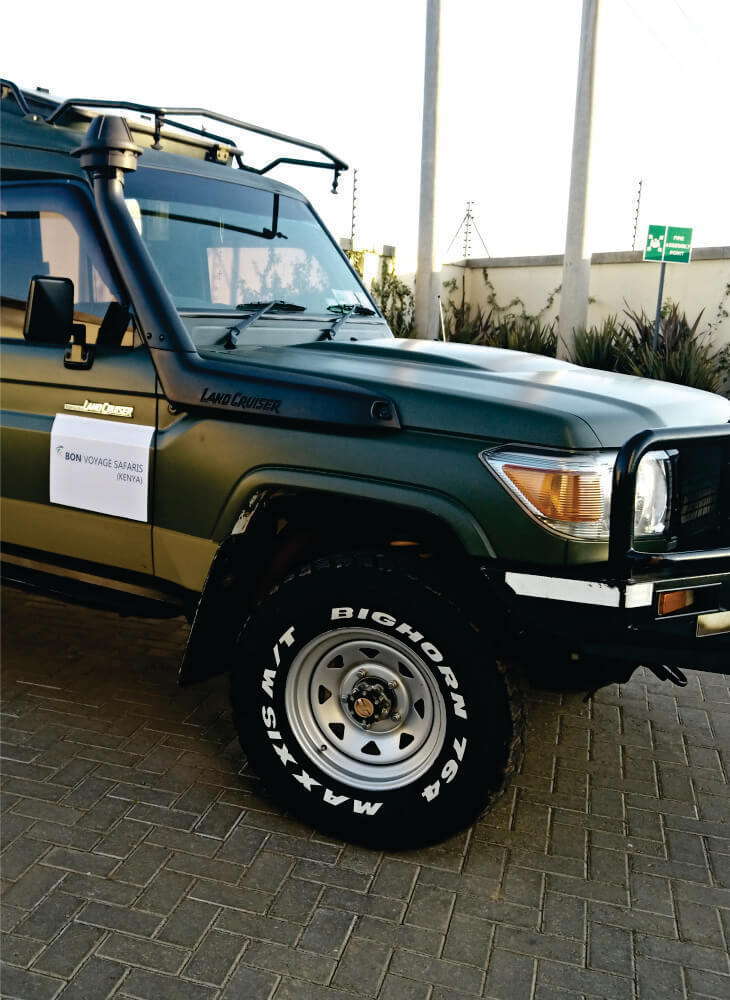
[124, 168, 372, 315]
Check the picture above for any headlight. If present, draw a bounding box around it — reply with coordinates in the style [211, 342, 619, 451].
[633, 451, 671, 538]
[481, 447, 672, 543]
[480, 449, 617, 541]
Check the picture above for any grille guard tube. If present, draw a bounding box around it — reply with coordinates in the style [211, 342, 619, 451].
[609, 425, 730, 575]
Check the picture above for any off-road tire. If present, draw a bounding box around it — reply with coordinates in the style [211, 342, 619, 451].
[231, 553, 523, 847]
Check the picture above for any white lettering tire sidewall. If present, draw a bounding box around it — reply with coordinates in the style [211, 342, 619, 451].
[232, 559, 515, 847]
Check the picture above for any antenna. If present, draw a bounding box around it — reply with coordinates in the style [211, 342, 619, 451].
[350, 167, 358, 245]
[445, 201, 490, 260]
[632, 178, 643, 251]
[463, 200, 473, 258]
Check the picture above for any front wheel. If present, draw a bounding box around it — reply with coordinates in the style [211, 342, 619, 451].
[232, 554, 523, 847]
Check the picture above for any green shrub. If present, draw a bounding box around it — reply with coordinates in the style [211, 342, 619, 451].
[442, 273, 557, 356]
[441, 269, 729, 396]
[569, 303, 730, 396]
[484, 315, 557, 356]
[371, 263, 415, 338]
[570, 316, 634, 373]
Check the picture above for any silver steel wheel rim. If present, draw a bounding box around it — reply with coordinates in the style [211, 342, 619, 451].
[284, 627, 447, 791]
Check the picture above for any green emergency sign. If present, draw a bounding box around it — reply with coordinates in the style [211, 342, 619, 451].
[643, 225, 693, 264]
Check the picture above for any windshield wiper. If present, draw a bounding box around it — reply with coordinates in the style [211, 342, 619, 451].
[225, 300, 305, 348]
[319, 303, 376, 342]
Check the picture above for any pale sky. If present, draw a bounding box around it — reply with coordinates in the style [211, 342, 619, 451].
[2, 0, 728, 271]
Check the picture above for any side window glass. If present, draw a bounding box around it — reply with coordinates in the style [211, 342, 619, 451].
[1, 202, 135, 347]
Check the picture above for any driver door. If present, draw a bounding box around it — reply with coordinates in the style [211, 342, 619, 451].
[0, 181, 157, 575]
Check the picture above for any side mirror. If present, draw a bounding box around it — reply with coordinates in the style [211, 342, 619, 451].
[23, 275, 75, 344]
[23, 276, 93, 368]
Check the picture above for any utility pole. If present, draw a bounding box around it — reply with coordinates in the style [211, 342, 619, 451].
[558, 0, 599, 358]
[414, 0, 442, 340]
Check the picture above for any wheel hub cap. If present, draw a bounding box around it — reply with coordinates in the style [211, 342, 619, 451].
[284, 628, 447, 791]
[353, 696, 376, 719]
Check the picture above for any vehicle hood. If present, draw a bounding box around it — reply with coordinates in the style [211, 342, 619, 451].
[200, 337, 730, 448]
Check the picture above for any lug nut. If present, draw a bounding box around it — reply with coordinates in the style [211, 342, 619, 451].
[392, 712, 401, 722]
[357, 668, 367, 678]
[388, 679, 398, 689]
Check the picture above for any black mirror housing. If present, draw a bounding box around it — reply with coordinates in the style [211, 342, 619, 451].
[23, 275, 74, 344]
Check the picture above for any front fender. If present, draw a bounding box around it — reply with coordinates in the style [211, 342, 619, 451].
[179, 473, 496, 687]
[212, 467, 496, 558]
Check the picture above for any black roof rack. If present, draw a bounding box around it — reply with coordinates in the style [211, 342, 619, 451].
[0, 80, 32, 116]
[1, 82, 348, 192]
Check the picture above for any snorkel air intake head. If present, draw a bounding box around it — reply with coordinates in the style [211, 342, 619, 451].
[73, 114, 142, 180]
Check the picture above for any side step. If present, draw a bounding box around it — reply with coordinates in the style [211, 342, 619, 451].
[1, 555, 189, 620]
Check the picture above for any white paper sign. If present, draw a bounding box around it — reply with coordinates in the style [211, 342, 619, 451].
[50, 414, 155, 522]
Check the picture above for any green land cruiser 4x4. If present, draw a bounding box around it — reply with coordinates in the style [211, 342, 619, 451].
[1, 81, 729, 847]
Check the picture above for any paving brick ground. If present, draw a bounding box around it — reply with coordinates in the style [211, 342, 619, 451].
[1, 584, 729, 999]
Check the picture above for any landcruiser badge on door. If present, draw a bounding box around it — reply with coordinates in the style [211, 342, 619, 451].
[64, 400, 134, 418]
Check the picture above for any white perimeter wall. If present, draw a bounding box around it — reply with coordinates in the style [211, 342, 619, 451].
[438, 248, 730, 351]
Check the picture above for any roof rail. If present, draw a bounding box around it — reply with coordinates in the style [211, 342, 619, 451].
[44, 94, 348, 191]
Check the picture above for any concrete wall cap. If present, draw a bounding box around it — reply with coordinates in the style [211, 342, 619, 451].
[448, 246, 730, 269]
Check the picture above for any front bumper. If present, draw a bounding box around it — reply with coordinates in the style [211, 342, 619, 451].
[502, 567, 730, 673]
[498, 424, 730, 675]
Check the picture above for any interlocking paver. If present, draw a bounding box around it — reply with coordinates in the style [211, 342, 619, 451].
[269, 878, 323, 921]
[442, 912, 493, 968]
[12, 890, 83, 942]
[0, 961, 64, 1000]
[76, 899, 163, 936]
[371, 858, 419, 900]
[332, 935, 391, 995]
[537, 958, 634, 999]
[320, 885, 406, 921]
[243, 940, 336, 984]
[388, 951, 483, 995]
[355, 913, 444, 955]
[683, 967, 730, 999]
[404, 883, 455, 932]
[379, 975, 431, 1000]
[588, 919, 633, 976]
[27, 820, 101, 852]
[1, 931, 45, 968]
[635, 954, 685, 998]
[156, 897, 218, 948]
[299, 906, 356, 957]
[182, 927, 243, 985]
[98, 930, 188, 974]
[118, 967, 218, 999]
[215, 908, 301, 945]
[31, 922, 105, 978]
[294, 857, 370, 891]
[144, 826, 220, 858]
[3, 586, 729, 1000]
[1, 865, 65, 910]
[0, 837, 49, 880]
[215, 823, 269, 864]
[494, 922, 583, 964]
[194, 802, 242, 840]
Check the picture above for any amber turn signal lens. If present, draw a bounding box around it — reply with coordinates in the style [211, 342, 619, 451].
[502, 465, 603, 523]
[658, 590, 695, 615]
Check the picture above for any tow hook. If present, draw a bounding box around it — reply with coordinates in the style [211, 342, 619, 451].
[647, 664, 689, 687]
